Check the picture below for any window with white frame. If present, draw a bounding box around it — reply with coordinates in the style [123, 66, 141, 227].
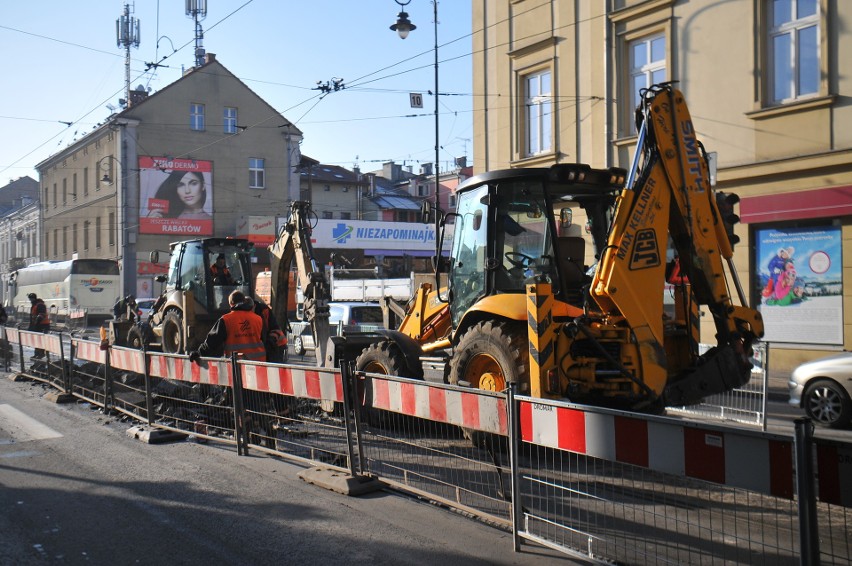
[224, 107, 237, 134]
[190, 103, 205, 131]
[769, 0, 819, 103]
[249, 158, 265, 189]
[523, 70, 552, 157]
[629, 34, 666, 110]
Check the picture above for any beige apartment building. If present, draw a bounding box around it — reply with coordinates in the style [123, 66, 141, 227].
[37, 54, 302, 299]
[473, 0, 852, 371]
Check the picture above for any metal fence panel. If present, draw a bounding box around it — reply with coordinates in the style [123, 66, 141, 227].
[668, 341, 769, 427]
[145, 352, 237, 444]
[355, 371, 514, 525]
[238, 361, 352, 469]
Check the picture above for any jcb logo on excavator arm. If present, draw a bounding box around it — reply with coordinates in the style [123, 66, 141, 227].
[629, 229, 660, 270]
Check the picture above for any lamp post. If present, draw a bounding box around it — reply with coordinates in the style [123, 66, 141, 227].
[391, 0, 440, 211]
[97, 154, 131, 297]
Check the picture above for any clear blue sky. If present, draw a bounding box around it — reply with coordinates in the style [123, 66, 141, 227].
[0, 1, 473, 182]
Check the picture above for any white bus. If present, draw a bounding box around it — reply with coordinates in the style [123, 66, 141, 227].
[8, 259, 121, 324]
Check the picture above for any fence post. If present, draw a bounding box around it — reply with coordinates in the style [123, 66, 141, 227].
[142, 348, 154, 426]
[59, 333, 71, 395]
[340, 361, 361, 477]
[104, 345, 114, 413]
[18, 331, 25, 374]
[760, 342, 770, 432]
[794, 417, 820, 565]
[230, 354, 249, 456]
[506, 383, 523, 552]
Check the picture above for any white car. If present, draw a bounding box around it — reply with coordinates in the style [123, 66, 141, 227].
[291, 302, 383, 356]
[789, 352, 852, 429]
[135, 298, 157, 320]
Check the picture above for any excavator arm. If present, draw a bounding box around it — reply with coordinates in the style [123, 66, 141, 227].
[269, 201, 332, 364]
[591, 84, 764, 406]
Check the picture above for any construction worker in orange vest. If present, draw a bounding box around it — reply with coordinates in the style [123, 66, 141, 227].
[210, 253, 235, 286]
[245, 296, 287, 363]
[28, 293, 50, 359]
[189, 290, 265, 363]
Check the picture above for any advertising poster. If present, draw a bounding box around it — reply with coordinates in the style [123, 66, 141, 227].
[755, 226, 843, 345]
[139, 156, 213, 235]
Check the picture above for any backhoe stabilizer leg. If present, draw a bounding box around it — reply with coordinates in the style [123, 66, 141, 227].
[663, 344, 752, 407]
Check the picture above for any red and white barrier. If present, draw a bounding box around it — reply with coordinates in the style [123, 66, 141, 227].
[147, 352, 232, 387]
[368, 376, 509, 436]
[73, 339, 107, 364]
[109, 346, 147, 374]
[4, 327, 18, 343]
[520, 399, 794, 499]
[241, 363, 343, 402]
[18, 330, 62, 355]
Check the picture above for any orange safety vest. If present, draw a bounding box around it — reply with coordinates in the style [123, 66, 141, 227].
[222, 309, 266, 362]
[210, 264, 231, 279]
[31, 301, 50, 327]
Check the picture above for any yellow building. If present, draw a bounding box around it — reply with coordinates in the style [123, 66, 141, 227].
[473, 0, 851, 371]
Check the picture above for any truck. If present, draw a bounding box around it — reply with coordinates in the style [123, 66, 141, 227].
[349, 83, 764, 410]
[112, 237, 256, 353]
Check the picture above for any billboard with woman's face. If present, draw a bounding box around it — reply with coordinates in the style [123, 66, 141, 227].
[139, 156, 213, 235]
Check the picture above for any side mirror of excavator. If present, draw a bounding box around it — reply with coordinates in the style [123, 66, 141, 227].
[421, 201, 432, 225]
[150, 250, 159, 264]
[715, 192, 741, 248]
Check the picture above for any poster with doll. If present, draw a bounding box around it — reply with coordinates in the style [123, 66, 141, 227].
[755, 226, 842, 345]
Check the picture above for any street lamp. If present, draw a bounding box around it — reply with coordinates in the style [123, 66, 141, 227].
[390, 1, 416, 39]
[97, 155, 131, 296]
[391, 0, 439, 212]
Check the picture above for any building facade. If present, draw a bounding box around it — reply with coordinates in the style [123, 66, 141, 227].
[473, 0, 852, 371]
[0, 176, 40, 305]
[37, 54, 302, 299]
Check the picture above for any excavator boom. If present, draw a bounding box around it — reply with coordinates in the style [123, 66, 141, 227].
[269, 202, 332, 364]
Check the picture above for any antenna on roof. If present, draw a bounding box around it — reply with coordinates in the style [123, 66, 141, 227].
[116, 2, 141, 108]
[186, 0, 208, 67]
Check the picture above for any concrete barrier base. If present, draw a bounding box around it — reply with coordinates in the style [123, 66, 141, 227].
[126, 425, 187, 444]
[298, 467, 383, 496]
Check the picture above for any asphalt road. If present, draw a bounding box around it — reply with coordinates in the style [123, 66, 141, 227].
[0, 372, 574, 566]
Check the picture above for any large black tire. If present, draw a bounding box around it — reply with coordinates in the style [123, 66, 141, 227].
[161, 311, 184, 354]
[355, 341, 422, 429]
[126, 325, 148, 350]
[448, 320, 527, 452]
[356, 341, 423, 379]
[804, 379, 852, 429]
[448, 320, 528, 393]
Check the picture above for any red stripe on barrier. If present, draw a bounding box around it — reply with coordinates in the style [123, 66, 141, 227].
[254, 365, 269, 391]
[280, 368, 294, 396]
[190, 360, 201, 383]
[520, 402, 533, 442]
[334, 372, 343, 401]
[816, 444, 840, 505]
[429, 387, 447, 422]
[556, 407, 585, 453]
[374, 378, 389, 409]
[768, 439, 794, 499]
[174, 357, 185, 381]
[460, 392, 480, 430]
[498, 398, 508, 436]
[684, 428, 725, 485]
[400, 381, 416, 415]
[615, 416, 649, 467]
[305, 370, 321, 398]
